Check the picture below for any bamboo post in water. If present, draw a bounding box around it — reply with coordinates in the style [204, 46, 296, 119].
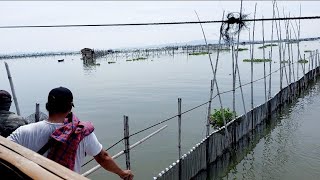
[303, 53, 306, 88]
[308, 52, 311, 72]
[274, 2, 283, 91]
[234, 0, 246, 121]
[35, 103, 40, 122]
[250, 3, 257, 110]
[290, 30, 296, 83]
[123, 115, 131, 170]
[313, 50, 317, 82]
[177, 98, 182, 180]
[83, 125, 168, 177]
[231, 45, 236, 119]
[4, 62, 21, 116]
[206, 80, 213, 137]
[262, 15, 267, 102]
[268, 1, 275, 100]
[268, 52, 272, 99]
[297, 4, 302, 80]
[286, 20, 292, 85]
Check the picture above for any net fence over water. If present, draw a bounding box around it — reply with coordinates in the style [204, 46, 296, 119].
[154, 64, 320, 180]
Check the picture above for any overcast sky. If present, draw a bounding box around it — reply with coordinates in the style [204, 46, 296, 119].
[0, 1, 319, 54]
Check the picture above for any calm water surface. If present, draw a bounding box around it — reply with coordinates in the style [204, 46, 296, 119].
[0, 41, 319, 179]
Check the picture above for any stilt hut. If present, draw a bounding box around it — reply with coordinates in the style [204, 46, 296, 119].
[81, 48, 95, 63]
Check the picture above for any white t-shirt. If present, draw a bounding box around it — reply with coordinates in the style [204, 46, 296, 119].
[7, 120, 102, 173]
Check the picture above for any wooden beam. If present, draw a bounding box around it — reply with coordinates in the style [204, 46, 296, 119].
[0, 136, 88, 180]
[0, 144, 61, 179]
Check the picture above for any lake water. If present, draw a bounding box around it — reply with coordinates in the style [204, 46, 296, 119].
[222, 78, 320, 180]
[0, 41, 319, 179]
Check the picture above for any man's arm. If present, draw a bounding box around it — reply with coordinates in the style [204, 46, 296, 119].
[94, 149, 133, 180]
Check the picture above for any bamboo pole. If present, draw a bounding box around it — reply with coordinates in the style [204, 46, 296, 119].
[314, 50, 317, 82]
[177, 98, 182, 159]
[262, 15, 267, 102]
[268, 52, 272, 99]
[274, 2, 283, 91]
[250, 4, 257, 110]
[177, 98, 182, 180]
[35, 103, 40, 122]
[234, 0, 247, 116]
[82, 125, 168, 177]
[195, 11, 229, 140]
[308, 52, 311, 72]
[232, 45, 236, 119]
[297, 4, 302, 80]
[290, 30, 296, 83]
[269, 0, 275, 99]
[4, 62, 21, 115]
[123, 115, 131, 170]
[206, 80, 213, 137]
[286, 19, 292, 85]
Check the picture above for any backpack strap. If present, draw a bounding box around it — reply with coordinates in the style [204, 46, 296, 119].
[37, 138, 54, 155]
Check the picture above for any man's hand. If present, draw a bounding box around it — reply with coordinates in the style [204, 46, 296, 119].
[119, 170, 134, 180]
[94, 149, 134, 179]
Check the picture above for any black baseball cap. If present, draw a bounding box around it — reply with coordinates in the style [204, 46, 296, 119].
[0, 90, 12, 103]
[47, 87, 74, 107]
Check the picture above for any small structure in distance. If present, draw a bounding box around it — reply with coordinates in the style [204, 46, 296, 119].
[81, 48, 95, 63]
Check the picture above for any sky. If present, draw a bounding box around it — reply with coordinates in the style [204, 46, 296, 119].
[0, 1, 319, 54]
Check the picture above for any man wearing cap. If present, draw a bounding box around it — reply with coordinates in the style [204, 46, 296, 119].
[8, 87, 133, 179]
[0, 90, 28, 137]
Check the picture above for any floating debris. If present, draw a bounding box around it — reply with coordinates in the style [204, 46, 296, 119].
[220, 12, 249, 44]
[258, 44, 278, 49]
[304, 50, 312, 53]
[235, 48, 248, 51]
[189, 52, 210, 56]
[243, 58, 272, 62]
[108, 61, 116, 64]
[57, 59, 64, 62]
[298, 59, 308, 63]
[126, 57, 147, 61]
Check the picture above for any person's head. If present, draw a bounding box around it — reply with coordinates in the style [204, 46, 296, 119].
[0, 90, 12, 111]
[46, 87, 74, 116]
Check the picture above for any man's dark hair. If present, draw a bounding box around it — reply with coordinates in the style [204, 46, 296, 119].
[0, 90, 12, 111]
[46, 87, 74, 115]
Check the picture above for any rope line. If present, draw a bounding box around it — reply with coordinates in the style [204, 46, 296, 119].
[81, 138, 124, 167]
[0, 16, 319, 29]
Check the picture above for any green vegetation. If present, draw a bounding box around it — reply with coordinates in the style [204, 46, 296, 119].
[243, 58, 272, 62]
[280, 60, 288, 63]
[235, 48, 248, 51]
[304, 50, 312, 53]
[189, 52, 210, 56]
[126, 57, 147, 61]
[258, 44, 278, 49]
[210, 108, 236, 128]
[298, 59, 308, 63]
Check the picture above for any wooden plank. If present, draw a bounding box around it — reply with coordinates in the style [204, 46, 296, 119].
[0, 136, 88, 180]
[0, 144, 61, 179]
